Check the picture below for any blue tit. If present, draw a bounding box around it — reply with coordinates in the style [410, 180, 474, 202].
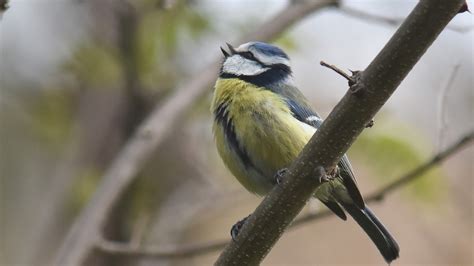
[211, 41, 399, 263]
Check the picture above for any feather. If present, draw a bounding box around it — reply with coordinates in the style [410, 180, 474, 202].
[340, 202, 400, 263]
[275, 83, 365, 208]
[321, 200, 347, 220]
[338, 155, 365, 208]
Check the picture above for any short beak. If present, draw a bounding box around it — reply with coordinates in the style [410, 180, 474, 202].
[220, 46, 229, 58]
[220, 42, 237, 58]
[226, 42, 237, 54]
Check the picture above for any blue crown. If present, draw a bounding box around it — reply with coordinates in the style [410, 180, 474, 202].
[250, 42, 289, 59]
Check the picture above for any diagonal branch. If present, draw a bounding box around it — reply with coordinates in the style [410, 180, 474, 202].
[365, 130, 474, 202]
[95, 130, 474, 259]
[215, 1, 466, 265]
[52, 1, 339, 265]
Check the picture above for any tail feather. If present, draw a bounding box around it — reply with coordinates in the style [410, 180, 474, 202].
[341, 203, 400, 263]
[364, 207, 400, 255]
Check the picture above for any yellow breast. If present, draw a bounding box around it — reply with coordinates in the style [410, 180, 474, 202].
[211, 78, 315, 194]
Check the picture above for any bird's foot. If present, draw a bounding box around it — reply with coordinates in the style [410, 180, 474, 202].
[317, 166, 338, 183]
[231, 215, 251, 241]
[329, 165, 340, 178]
[274, 168, 289, 185]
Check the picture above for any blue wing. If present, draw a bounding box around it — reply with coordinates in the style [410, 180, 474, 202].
[273, 83, 365, 209]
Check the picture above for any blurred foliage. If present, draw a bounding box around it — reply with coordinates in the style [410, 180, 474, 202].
[350, 115, 446, 204]
[274, 33, 298, 51]
[136, 3, 209, 91]
[119, 172, 161, 240]
[65, 43, 122, 89]
[64, 0, 210, 95]
[69, 167, 101, 214]
[28, 90, 74, 147]
[59, 1, 212, 243]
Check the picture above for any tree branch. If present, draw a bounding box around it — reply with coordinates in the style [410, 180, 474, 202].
[215, 1, 465, 265]
[95, 130, 474, 259]
[437, 64, 461, 152]
[52, 1, 339, 265]
[339, 5, 473, 33]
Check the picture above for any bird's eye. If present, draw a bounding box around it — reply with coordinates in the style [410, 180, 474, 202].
[240, 51, 255, 60]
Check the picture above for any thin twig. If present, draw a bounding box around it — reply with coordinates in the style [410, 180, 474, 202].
[97, 238, 227, 259]
[320, 60, 353, 83]
[437, 64, 461, 152]
[339, 6, 401, 26]
[339, 5, 473, 33]
[96, 131, 474, 259]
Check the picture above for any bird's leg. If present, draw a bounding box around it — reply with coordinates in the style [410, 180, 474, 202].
[274, 168, 289, 185]
[329, 165, 340, 178]
[230, 214, 251, 241]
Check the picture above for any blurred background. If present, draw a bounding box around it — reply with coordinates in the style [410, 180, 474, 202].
[1, 0, 473, 265]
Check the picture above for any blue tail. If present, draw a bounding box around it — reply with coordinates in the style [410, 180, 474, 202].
[341, 203, 400, 263]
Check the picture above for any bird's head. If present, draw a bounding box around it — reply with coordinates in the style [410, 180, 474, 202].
[219, 42, 292, 85]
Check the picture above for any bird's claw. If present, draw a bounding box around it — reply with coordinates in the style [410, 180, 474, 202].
[329, 165, 340, 178]
[318, 166, 339, 183]
[274, 168, 288, 185]
[230, 215, 251, 241]
[319, 174, 331, 183]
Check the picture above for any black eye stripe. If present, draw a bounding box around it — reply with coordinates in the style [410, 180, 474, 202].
[238, 51, 256, 60]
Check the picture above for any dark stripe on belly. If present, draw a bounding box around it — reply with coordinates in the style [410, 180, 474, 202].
[214, 102, 253, 169]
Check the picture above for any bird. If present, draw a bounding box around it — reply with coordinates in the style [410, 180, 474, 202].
[211, 41, 399, 263]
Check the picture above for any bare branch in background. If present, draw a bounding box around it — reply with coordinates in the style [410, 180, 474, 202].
[291, 131, 474, 224]
[339, 5, 473, 33]
[97, 238, 226, 259]
[129, 213, 150, 248]
[0, 0, 7, 11]
[0, 0, 8, 19]
[215, 1, 465, 264]
[367, 130, 474, 202]
[437, 64, 461, 152]
[52, 1, 339, 265]
[340, 6, 400, 26]
[95, 130, 474, 259]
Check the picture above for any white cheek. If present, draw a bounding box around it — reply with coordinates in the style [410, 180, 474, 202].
[223, 55, 269, 76]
